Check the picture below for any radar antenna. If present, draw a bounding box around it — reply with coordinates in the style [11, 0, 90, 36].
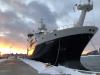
[75, 0, 93, 27]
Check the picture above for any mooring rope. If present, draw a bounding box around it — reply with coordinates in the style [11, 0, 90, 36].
[54, 39, 61, 65]
[88, 36, 97, 50]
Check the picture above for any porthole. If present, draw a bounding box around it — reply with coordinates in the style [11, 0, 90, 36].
[89, 29, 92, 32]
[54, 34, 57, 36]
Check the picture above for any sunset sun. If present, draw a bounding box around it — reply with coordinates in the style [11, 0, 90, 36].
[0, 37, 28, 55]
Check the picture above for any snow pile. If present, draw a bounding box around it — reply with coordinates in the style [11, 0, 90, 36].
[0, 59, 7, 63]
[21, 58, 96, 75]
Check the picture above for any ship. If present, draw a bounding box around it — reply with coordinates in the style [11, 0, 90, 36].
[27, 0, 98, 70]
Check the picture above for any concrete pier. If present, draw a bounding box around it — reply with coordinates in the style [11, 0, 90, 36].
[0, 59, 38, 75]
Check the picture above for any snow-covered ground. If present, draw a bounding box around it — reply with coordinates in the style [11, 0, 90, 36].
[20, 58, 96, 75]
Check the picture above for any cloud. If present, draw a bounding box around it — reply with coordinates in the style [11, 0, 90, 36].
[18, 1, 57, 31]
[0, 0, 58, 43]
[0, 0, 100, 52]
[0, 11, 32, 42]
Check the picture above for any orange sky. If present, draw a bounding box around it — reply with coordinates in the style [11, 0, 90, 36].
[0, 37, 27, 55]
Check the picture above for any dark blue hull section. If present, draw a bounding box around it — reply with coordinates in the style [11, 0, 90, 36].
[31, 33, 93, 70]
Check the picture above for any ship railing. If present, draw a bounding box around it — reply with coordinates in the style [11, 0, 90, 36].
[57, 21, 95, 30]
[57, 24, 73, 30]
[73, 21, 96, 27]
[83, 21, 96, 26]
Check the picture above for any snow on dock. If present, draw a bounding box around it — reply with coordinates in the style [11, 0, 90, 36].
[21, 58, 96, 75]
[0, 59, 8, 63]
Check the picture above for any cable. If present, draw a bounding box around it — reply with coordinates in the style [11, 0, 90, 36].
[90, 40, 97, 50]
[88, 36, 97, 50]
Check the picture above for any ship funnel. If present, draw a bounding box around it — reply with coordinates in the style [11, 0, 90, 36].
[75, 0, 93, 27]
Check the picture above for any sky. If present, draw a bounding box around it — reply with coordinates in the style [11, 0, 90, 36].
[0, 0, 100, 55]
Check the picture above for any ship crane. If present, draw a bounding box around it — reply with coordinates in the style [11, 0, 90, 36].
[75, 0, 93, 27]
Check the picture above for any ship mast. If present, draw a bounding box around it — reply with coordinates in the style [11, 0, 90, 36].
[75, 0, 93, 27]
[38, 19, 47, 34]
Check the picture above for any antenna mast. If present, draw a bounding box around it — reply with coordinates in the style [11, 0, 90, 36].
[75, 0, 93, 27]
[38, 18, 47, 33]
